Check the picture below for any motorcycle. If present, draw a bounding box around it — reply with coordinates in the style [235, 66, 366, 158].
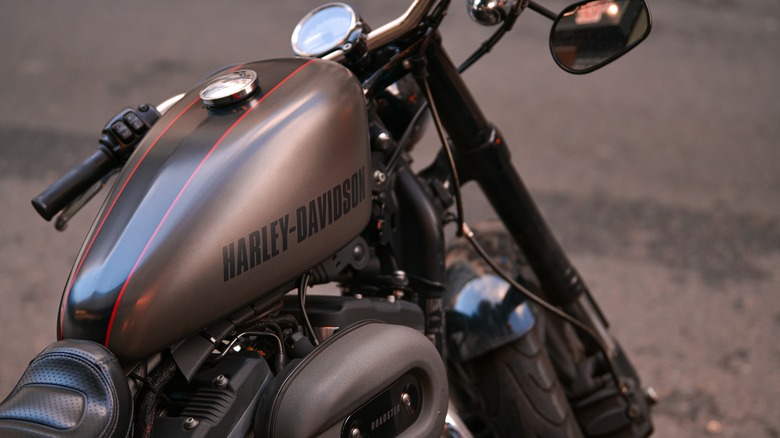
[0, 0, 656, 436]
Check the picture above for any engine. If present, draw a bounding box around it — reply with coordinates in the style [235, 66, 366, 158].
[141, 299, 445, 437]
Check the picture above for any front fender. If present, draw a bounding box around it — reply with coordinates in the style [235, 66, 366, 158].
[445, 262, 536, 362]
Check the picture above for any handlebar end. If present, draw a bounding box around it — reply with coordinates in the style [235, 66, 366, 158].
[31, 196, 55, 221]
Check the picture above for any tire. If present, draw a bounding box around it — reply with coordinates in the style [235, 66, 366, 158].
[445, 221, 583, 438]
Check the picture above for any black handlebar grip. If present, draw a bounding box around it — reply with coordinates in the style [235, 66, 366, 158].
[32, 149, 116, 221]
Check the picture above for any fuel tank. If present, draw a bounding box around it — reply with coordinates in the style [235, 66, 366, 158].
[59, 58, 371, 361]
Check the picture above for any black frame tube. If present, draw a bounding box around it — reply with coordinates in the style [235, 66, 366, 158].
[395, 159, 448, 353]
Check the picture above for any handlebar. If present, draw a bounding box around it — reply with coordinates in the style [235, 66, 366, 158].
[31, 104, 160, 223]
[32, 149, 115, 221]
[31, 0, 437, 221]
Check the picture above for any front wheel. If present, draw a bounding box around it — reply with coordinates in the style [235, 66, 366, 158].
[445, 221, 583, 437]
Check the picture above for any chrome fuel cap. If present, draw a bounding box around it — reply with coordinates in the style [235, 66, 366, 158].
[200, 69, 259, 107]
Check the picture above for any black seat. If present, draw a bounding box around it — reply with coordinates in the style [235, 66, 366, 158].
[0, 339, 132, 437]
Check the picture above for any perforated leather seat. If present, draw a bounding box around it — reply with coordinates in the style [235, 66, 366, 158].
[0, 339, 132, 437]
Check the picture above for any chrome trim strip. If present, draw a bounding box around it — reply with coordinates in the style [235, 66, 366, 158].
[156, 93, 185, 115]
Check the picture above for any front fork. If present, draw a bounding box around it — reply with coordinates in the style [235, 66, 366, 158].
[416, 36, 654, 435]
[419, 35, 610, 354]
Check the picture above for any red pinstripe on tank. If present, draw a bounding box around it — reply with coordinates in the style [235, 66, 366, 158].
[103, 59, 315, 347]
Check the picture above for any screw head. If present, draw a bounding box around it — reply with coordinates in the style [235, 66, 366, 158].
[352, 244, 365, 262]
[618, 380, 630, 395]
[374, 170, 386, 185]
[401, 392, 411, 407]
[644, 386, 659, 405]
[214, 374, 229, 388]
[374, 131, 393, 151]
[183, 417, 199, 430]
[350, 426, 362, 438]
[342, 42, 353, 52]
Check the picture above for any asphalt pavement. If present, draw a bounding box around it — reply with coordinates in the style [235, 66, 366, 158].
[0, 1, 778, 436]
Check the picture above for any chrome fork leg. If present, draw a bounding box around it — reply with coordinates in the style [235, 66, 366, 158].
[442, 401, 473, 438]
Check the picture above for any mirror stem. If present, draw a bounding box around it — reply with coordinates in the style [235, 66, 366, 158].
[528, 1, 557, 20]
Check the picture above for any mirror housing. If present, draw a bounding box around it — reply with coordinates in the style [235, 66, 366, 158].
[550, 0, 651, 74]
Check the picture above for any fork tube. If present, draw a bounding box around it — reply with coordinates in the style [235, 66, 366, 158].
[420, 36, 597, 313]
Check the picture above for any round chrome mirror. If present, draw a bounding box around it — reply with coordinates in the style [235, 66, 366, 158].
[467, 0, 515, 26]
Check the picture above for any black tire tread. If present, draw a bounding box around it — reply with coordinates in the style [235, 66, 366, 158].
[450, 319, 583, 438]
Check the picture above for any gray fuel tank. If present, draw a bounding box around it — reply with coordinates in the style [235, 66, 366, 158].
[59, 58, 371, 361]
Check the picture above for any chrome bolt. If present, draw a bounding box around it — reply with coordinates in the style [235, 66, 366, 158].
[618, 381, 630, 395]
[352, 243, 365, 261]
[401, 392, 412, 407]
[342, 42, 353, 52]
[402, 59, 412, 70]
[183, 417, 199, 430]
[374, 170, 386, 185]
[350, 426, 362, 438]
[374, 131, 393, 151]
[644, 386, 659, 405]
[214, 374, 229, 388]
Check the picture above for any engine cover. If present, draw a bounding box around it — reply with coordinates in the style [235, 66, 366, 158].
[256, 322, 448, 437]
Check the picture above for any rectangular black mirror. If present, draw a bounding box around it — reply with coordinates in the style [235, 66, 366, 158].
[550, 0, 652, 74]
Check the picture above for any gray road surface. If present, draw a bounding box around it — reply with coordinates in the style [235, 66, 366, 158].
[1, 1, 778, 436]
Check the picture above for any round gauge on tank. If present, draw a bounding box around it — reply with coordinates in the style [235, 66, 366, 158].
[200, 69, 259, 107]
[292, 3, 359, 57]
